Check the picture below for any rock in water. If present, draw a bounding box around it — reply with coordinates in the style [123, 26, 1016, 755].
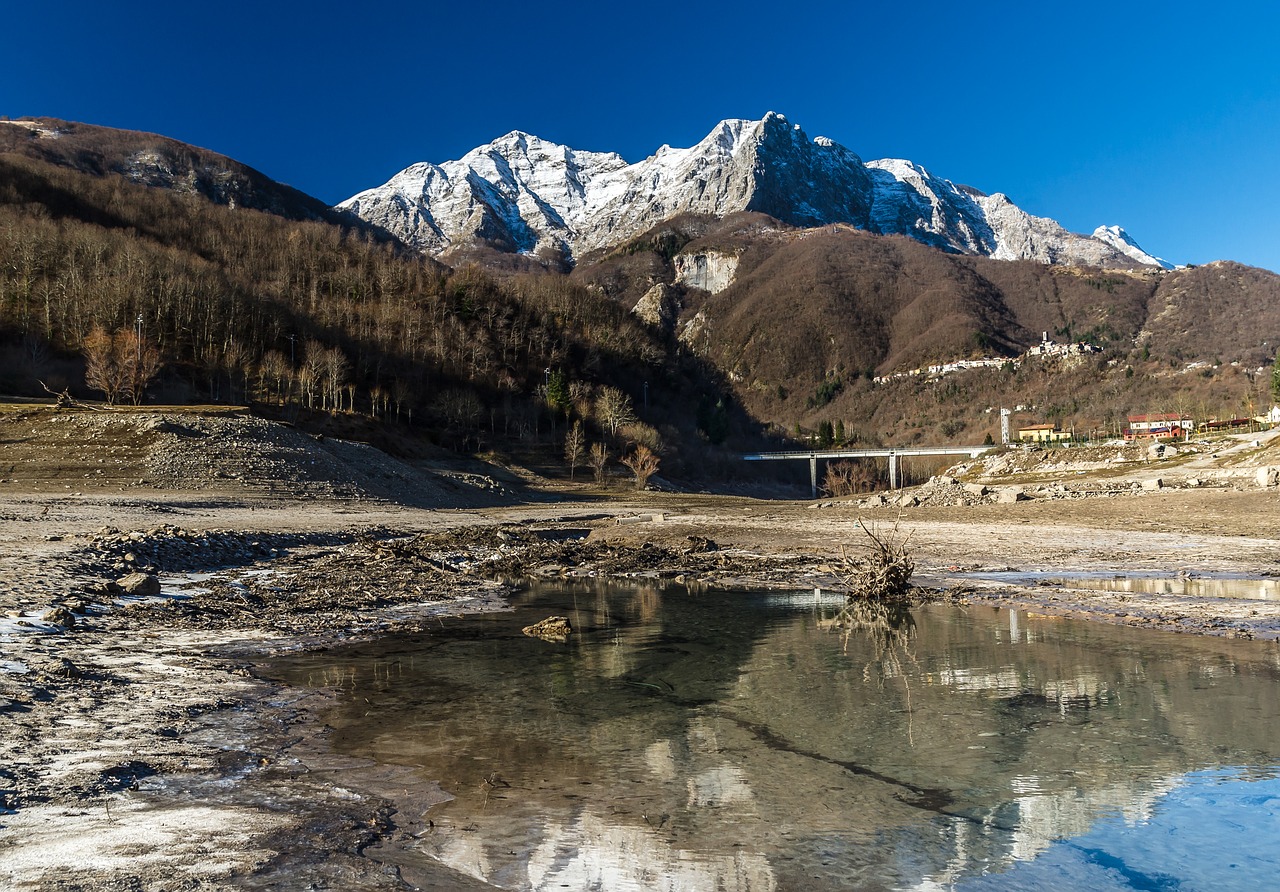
[522, 616, 572, 642]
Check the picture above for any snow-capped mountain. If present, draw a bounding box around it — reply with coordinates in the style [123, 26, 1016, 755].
[1091, 224, 1172, 269]
[338, 113, 1165, 269]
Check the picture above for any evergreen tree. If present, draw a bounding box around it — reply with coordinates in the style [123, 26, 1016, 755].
[546, 369, 571, 414]
[1271, 348, 1280, 403]
[816, 420, 835, 447]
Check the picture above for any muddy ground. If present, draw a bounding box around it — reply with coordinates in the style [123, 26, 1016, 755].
[3, 407, 1280, 889]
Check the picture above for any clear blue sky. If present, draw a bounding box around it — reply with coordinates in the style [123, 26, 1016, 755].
[5, 1, 1279, 272]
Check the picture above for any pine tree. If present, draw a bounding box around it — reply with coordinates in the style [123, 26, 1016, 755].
[1271, 348, 1280, 403]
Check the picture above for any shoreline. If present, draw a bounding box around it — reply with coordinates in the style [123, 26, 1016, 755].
[4, 486, 1280, 889]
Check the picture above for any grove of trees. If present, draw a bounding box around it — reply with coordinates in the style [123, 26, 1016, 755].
[0, 154, 755, 480]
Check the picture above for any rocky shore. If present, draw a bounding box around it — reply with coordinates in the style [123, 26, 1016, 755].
[4, 408, 1280, 889]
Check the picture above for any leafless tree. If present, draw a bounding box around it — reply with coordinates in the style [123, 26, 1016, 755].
[595, 385, 636, 436]
[124, 329, 162, 404]
[83, 326, 129, 404]
[564, 420, 585, 479]
[83, 325, 160, 405]
[258, 349, 291, 403]
[621, 444, 660, 490]
[588, 442, 610, 485]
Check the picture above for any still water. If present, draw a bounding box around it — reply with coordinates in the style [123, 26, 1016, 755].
[267, 583, 1280, 891]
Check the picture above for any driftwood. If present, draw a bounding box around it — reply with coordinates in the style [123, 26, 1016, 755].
[837, 520, 915, 603]
[39, 381, 108, 410]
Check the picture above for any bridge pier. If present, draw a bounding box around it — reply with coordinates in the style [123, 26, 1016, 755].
[743, 445, 994, 500]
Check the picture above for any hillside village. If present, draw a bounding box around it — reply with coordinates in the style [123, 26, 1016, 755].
[872, 331, 1103, 386]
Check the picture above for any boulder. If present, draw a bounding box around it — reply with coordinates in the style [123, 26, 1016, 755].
[997, 487, 1027, 504]
[963, 483, 989, 497]
[115, 572, 161, 596]
[1142, 478, 1164, 492]
[1257, 467, 1279, 488]
[42, 607, 76, 628]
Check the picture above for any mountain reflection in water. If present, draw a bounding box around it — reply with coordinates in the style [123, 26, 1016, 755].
[266, 582, 1280, 891]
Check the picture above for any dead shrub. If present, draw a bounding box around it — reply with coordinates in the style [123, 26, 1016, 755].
[837, 521, 915, 603]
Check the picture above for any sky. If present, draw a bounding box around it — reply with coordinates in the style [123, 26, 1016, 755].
[4, 1, 1280, 271]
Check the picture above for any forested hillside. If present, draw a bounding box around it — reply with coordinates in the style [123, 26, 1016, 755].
[0, 154, 754, 478]
[575, 216, 1280, 445]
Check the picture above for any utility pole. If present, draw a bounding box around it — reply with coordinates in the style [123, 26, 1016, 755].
[135, 313, 143, 364]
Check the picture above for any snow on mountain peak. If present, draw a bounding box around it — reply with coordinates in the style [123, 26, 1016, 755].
[1092, 225, 1173, 269]
[337, 114, 1166, 270]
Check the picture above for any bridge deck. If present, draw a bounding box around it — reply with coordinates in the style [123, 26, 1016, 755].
[743, 446, 994, 497]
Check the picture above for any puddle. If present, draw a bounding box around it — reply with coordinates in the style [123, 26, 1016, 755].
[266, 582, 1280, 891]
[969, 570, 1280, 601]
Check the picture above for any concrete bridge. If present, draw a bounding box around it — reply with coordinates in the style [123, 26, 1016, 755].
[743, 445, 994, 498]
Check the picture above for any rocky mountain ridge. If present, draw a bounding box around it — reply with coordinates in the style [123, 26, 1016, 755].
[338, 112, 1170, 270]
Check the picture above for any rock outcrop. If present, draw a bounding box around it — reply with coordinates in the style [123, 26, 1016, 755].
[673, 251, 740, 293]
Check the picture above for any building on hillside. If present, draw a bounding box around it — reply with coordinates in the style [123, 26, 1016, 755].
[1025, 331, 1102, 359]
[1125, 413, 1192, 441]
[1018, 423, 1072, 443]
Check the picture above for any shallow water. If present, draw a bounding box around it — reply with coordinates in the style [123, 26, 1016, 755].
[266, 583, 1280, 891]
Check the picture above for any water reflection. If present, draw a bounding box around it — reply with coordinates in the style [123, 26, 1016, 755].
[972, 570, 1280, 601]
[266, 582, 1280, 891]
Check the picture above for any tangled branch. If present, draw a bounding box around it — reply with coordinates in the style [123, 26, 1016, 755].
[837, 520, 915, 603]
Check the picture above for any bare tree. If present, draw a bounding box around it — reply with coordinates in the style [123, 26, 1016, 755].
[83, 325, 159, 405]
[322, 347, 350, 411]
[564, 420, 585, 480]
[296, 365, 318, 409]
[302, 339, 326, 408]
[123, 329, 161, 404]
[83, 326, 128, 404]
[258, 349, 291, 403]
[222, 339, 249, 403]
[595, 386, 636, 436]
[588, 442, 610, 485]
[621, 444, 660, 490]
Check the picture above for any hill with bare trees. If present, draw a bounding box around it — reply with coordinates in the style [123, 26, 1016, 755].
[0, 150, 756, 481]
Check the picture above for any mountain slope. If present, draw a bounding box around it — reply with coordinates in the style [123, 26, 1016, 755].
[0, 117, 361, 229]
[340, 112, 1164, 270]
